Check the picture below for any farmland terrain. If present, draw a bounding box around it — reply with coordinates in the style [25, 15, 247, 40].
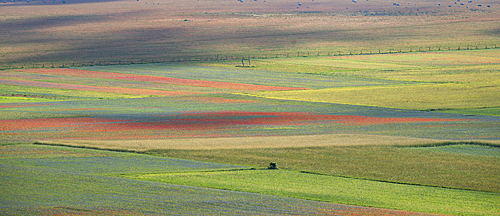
[1, 0, 500, 215]
[2, 50, 499, 214]
[1, 0, 500, 68]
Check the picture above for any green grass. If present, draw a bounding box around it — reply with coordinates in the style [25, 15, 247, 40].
[146, 144, 500, 193]
[0, 111, 84, 120]
[2, 2, 499, 215]
[235, 50, 500, 110]
[249, 82, 499, 110]
[0, 96, 56, 103]
[412, 144, 500, 157]
[4, 144, 425, 215]
[0, 84, 142, 100]
[227, 50, 500, 79]
[438, 107, 500, 117]
[125, 169, 500, 215]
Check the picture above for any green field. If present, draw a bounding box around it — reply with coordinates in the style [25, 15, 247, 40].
[147, 143, 500, 193]
[2, 52, 499, 214]
[412, 144, 500, 157]
[2, 143, 499, 215]
[0, 95, 56, 103]
[126, 169, 499, 215]
[237, 50, 500, 111]
[2, 144, 449, 215]
[2, 0, 500, 215]
[440, 107, 500, 117]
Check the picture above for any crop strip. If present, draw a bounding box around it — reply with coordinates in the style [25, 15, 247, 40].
[17, 68, 307, 91]
[0, 78, 197, 96]
[127, 169, 498, 215]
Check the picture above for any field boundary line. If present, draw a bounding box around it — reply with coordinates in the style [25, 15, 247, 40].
[115, 168, 264, 178]
[33, 141, 143, 154]
[127, 167, 500, 194]
[399, 140, 500, 148]
[297, 170, 500, 193]
[2, 45, 498, 70]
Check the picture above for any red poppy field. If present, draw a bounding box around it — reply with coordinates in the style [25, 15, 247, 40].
[1, 62, 497, 144]
[17, 68, 307, 91]
[1, 111, 472, 142]
[1, 78, 198, 96]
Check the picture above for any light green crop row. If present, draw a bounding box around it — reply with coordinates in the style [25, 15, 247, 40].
[0, 96, 56, 103]
[232, 50, 500, 111]
[0, 84, 145, 101]
[146, 144, 500, 193]
[249, 82, 499, 110]
[126, 169, 500, 216]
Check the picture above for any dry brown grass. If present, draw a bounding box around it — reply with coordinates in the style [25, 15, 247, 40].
[37, 134, 451, 151]
[2, 0, 500, 68]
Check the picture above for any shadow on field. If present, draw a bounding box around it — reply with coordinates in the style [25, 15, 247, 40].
[0, 15, 106, 31]
[1, 10, 187, 64]
[484, 28, 500, 37]
[0, 0, 125, 6]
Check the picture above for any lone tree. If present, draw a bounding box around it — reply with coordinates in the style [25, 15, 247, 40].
[268, 162, 278, 170]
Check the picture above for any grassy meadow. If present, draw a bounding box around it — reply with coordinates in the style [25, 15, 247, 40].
[1, 144, 351, 215]
[2, 0, 500, 215]
[146, 143, 500, 193]
[2, 54, 499, 214]
[237, 49, 500, 111]
[126, 169, 499, 215]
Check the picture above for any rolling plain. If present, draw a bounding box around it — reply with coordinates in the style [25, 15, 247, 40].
[1, 0, 500, 215]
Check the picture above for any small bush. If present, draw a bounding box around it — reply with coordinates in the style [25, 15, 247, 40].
[268, 162, 278, 169]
